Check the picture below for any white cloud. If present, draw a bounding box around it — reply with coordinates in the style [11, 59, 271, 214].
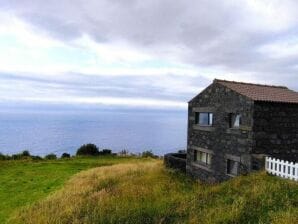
[243, 0, 298, 32]
[0, 0, 298, 110]
[258, 37, 298, 58]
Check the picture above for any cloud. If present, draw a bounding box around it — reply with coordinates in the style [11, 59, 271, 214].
[0, 0, 298, 109]
[0, 71, 209, 106]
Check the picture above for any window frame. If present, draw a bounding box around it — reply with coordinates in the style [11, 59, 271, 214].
[195, 112, 213, 126]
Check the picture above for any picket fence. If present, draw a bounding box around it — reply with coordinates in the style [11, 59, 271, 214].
[265, 156, 298, 181]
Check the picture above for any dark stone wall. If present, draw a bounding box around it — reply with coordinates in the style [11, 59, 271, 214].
[186, 82, 254, 182]
[164, 153, 186, 173]
[253, 102, 298, 161]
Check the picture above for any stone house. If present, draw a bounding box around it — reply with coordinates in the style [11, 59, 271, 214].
[187, 79, 298, 182]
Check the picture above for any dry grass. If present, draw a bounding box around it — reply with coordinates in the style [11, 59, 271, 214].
[9, 160, 298, 224]
[0, 156, 143, 223]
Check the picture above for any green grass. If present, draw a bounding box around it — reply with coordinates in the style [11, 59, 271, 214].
[7, 160, 298, 224]
[0, 156, 145, 223]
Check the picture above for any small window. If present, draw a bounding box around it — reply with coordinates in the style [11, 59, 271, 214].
[194, 150, 212, 165]
[229, 114, 241, 128]
[227, 159, 239, 176]
[195, 112, 213, 126]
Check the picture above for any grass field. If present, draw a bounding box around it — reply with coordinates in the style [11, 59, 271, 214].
[5, 159, 298, 224]
[0, 156, 145, 223]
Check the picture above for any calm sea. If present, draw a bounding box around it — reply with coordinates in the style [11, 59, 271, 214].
[0, 110, 187, 156]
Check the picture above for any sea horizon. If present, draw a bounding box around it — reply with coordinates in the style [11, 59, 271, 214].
[0, 108, 187, 156]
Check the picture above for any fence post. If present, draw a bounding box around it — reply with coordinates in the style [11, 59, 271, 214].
[295, 163, 298, 181]
[265, 156, 297, 182]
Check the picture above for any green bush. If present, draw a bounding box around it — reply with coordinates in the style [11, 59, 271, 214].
[99, 149, 112, 155]
[45, 153, 57, 160]
[21, 150, 30, 157]
[0, 153, 8, 160]
[76, 144, 99, 156]
[9, 151, 32, 160]
[31, 155, 43, 160]
[61, 153, 71, 158]
[0, 151, 44, 161]
[11, 154, 22, 160]
[141, 150, 158, 158]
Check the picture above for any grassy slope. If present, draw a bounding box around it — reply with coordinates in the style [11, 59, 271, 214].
[9, 160, 298, 224]
[0, 156, 144, 223]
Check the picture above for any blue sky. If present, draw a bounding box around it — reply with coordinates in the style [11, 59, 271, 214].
[0, 0, 298, 111]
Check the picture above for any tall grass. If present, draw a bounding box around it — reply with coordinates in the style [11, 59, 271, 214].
[9, 161, 298, 224]
[0, 156, 145, 223]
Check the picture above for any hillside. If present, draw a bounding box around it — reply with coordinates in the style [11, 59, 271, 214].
[8, 160, 298, 224]
[0, 156, 146, 223]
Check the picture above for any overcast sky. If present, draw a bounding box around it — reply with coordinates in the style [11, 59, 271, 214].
[0, 0, 298, 111]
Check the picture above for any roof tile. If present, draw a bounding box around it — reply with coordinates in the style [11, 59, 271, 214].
[215, 79, 298, 104]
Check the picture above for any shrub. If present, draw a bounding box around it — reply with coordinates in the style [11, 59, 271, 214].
[10, 151, 32, 160]
[141, 150, 158, 158]
[45, 153, 57, 160]
[61, 153, 71, 158]
[0, 153, 8, 160]
[21, 150, 31, 157]
[31, 155, 43, 160]
[76, 144, 99, 156]
[11, 153, 22, 160]
[99, 149, 112, 155]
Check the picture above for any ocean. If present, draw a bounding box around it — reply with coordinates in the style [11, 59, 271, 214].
[0, 110, 187, 156]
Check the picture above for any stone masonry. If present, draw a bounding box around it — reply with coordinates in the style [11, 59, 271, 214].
[186, 79, 298, 182]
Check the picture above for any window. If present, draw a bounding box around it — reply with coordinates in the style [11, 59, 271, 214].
[227, 159, 239, 176]
[229, 113, 241, 128]
[195, 112, 213, 126]
[194, 150, 212, 165]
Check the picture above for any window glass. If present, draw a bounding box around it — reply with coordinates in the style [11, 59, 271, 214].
[199, 113, 209, 125]
[194, 150, 212, 165]
[195, 113, 199, 124]
[233, 114, 241, 127]
[195, 150, 199, 161]
[229, 113, 241, 128]
[197, 112, 213, 126]
[199, 152, 207, 163]
[207, 154, 212, 165]
[227, 159, 238, 175]
[209, 113, 213, 125]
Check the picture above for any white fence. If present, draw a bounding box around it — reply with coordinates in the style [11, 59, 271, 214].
[265, 157, 298, 181]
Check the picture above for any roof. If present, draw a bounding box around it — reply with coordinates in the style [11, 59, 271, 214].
[214, 79, 298, 104]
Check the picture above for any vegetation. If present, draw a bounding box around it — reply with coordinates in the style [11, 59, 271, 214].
[99, 149, 112, 155]
[44, 153, 57, 160]
[61, 153, 71, 158]
[0, 150, 39, 161]
[0, 153, 9, 160]
[0, 156, 145, 223]
[8, 161, 298, 224]
[141, 150, 158, 158]
[76, 143, 99, 156]
[21, 150, 30, 157]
